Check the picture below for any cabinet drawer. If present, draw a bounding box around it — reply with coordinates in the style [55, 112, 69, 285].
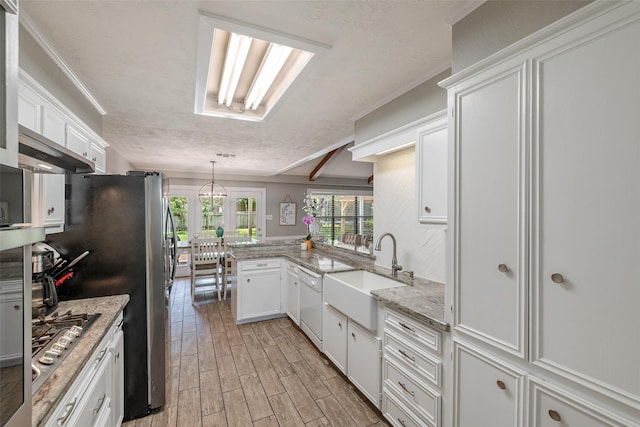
[74, 352, 111, 427]
[240, 259, 281, 271]
[529, 378, 636, 427]
[384, 357, 441, 426]
[385, 309, 441, 354]
[384, 332, 441, 388]
[382, 391, 429, 427]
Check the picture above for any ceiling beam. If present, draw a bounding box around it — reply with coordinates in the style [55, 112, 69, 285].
[309, 143, 349, 181]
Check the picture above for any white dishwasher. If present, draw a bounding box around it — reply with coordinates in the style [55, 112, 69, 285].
[299, 266, 323, 350]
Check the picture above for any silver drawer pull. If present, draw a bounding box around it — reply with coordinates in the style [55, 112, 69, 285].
[93, 393, 106, 415]
[398, 381, 415, 396]
[398, 348, 415, 362]
[397, 417, 407, 427]
[57, 397, 78, 425]
[398, 322, 416, 333]
[257, 263, 267, 267]
[551, 273, 565, 284]
[96, 349, 107, 363]
[498, 263, 508, 272]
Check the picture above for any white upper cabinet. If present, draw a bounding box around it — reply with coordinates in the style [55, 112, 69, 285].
[66, 124, 90, 158]
[18, 70, 109, 170]
[41, 105, 66, 146]
[451, 60, 529, 359]
[18, 89, 42, 133]
[416, 111, 448, 224]
[90, 142, 106, 173]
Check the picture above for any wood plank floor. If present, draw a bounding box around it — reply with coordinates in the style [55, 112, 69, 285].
[122, 277, 389, 427]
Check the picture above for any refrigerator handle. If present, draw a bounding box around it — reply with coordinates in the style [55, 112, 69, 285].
[167, 205, 177, 281]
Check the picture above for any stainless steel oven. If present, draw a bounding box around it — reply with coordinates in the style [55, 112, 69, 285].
[0, 164, 44, 427]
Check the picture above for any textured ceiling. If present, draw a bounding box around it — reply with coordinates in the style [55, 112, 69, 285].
[20, 1, 469, 179]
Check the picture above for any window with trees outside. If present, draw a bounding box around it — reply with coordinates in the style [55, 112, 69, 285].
[309, 190, 373, 253]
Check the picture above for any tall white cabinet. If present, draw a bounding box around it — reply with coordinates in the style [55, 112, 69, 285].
[442, 2, 640, 425]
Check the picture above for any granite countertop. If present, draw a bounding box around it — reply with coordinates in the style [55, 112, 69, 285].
[32, 294, 130, 427]
[230, 244, 448, 331]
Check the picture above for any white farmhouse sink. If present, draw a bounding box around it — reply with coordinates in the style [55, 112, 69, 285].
[324, 270, 405, 330]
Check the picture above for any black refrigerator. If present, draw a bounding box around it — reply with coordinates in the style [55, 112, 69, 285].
[47, 171, 175, 420]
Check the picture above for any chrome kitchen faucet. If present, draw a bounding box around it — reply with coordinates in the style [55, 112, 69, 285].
[374, 232, 403, 277]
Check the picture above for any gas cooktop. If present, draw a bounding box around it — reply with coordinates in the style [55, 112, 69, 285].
[32, 310, 100, 393]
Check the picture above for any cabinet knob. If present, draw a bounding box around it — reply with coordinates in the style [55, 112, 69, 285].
[351, 332, 356, 339]
[246, 278, 251, 283]
[92, 157, 97, 162]
[424, 206, 431, 213]
[83, 152, 87, 157]
[338, 322, 342, 329]
[498, 264, 508, 273]
[496, 380, 506, 390]
[548, 409, 561, 422]
[551, 273, 565, 284]
[48, 207, 55, 215]
[14, 304, 20, 310]
[116, 352, 120, 359]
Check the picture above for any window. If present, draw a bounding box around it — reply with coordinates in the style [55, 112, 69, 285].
[169, 196, 189, 242]
[308, 190, 373, 252]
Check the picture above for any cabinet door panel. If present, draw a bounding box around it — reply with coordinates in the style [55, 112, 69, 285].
[534, 19, 640, 400]
[530, 379, 634, 427]
[285, 270, 299, 325]
[455, 62, 528, 357]
[42, 106, 66, 146]
[322, 303, 347, 374]
[66, 125, 90, 158]
[18, 91, 41, 132]
[417, 115, 448, 224]
[240, 270, 281, 319]
[347, 321, 381, 406]
[454, 341, 523, 427]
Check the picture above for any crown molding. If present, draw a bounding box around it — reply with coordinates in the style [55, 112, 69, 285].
[20, 10, 107, 115]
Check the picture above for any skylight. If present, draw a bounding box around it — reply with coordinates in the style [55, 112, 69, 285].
[195, 12, 327, 122]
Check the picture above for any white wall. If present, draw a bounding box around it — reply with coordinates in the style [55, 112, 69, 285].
[374, 147, 445, 283]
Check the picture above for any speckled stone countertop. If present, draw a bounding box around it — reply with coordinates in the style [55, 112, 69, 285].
[229, 242, 448, 331]
[32, 294, 129, 427]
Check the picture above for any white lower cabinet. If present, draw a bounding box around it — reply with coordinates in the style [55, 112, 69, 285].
[383, 307, 443, 427]
[0, 281, 23, 364]
[234, 259, 282, 324]
[322, 303, 382, 407]
[453, 341, 524, 427]
[347, 320, 381, 405]
[111, 318, 125, 427]
[529, 377, 635, 427]
[46, 311, 124, 427]
[322, 303, 347, 374]
[285, 262, 299, 326]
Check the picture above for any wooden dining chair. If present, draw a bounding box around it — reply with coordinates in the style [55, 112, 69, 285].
[190, 237, 221, 301]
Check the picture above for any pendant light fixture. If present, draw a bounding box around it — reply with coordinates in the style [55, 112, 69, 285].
[198, 161, 227, 211]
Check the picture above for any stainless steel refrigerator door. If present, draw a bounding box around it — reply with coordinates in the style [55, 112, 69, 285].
[144, 174, 166, 410]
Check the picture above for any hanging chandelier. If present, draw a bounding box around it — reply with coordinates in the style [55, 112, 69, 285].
[198, 161, 227, 210]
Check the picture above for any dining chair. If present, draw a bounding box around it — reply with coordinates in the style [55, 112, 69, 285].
[190, 237, 222, 302]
